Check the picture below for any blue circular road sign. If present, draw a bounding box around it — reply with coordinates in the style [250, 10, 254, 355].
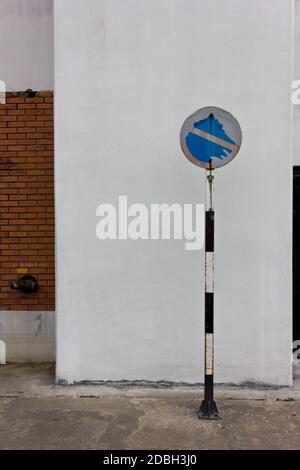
[180, 106, 242, 170]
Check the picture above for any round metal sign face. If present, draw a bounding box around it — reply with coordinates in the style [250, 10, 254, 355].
[180, 106, 242, 170]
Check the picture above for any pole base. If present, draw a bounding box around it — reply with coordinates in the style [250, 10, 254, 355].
[198, 399, 220, 420]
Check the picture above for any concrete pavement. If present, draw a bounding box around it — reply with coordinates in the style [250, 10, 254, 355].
[0, 364, 299, 450]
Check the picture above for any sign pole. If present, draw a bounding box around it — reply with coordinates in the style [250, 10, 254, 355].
[180, 106, 242, 419]
[198, 165, 219, 419]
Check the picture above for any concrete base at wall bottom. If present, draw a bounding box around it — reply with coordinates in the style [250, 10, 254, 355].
[0, 311, 55, 363]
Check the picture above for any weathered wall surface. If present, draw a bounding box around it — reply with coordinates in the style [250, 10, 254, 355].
[0, 92, 55, 362]
[0, 0, 54, 362]
[55, 0, 293, 385]
[0, 0, 54, 91]
[0, 92, 55, 312]
[294, 0, 300, 165]
[0, 311, 55, 362]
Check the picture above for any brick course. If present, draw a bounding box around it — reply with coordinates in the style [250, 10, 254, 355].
[0, 91, 55, 311]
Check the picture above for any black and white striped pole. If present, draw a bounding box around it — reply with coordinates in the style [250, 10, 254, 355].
[180, 106, 242, 420]
[198, 166, 219, 419]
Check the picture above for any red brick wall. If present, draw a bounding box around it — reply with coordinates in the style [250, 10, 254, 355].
[0, 91, 55, 311]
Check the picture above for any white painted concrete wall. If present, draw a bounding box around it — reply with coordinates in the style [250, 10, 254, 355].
[0, 0, 54, 91]
[0, 312, 55, 362]
[55, 0, 293, 385]
[294, 0, 300, 165]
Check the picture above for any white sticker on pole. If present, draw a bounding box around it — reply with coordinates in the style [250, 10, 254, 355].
[205, 252, 214, 293]
[205, 333, 213, 375]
